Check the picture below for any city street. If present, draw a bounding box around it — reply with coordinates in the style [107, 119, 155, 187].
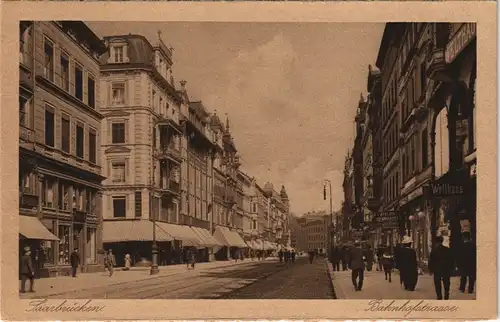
[331, 268, 477, 300]
[224, 257, 333, 299]
[21, 258, 300, 299]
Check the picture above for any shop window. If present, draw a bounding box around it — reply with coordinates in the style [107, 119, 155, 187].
[113, 197, 126, 218]
[42, 221, 56, 265]
[86, 227, 97, 264]
[42, 177, 56, 208]
[88, 128, 97, 164]
[74, 63, 83, 101]
[58, 225, 71, 265]
[111, 123, 126, 144]
[44, 106, 55, 147]
[60, 53, 70, 92]
[57, 181, 70, 211]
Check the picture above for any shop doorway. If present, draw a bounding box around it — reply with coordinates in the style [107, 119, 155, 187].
[73, 224, 84, 271]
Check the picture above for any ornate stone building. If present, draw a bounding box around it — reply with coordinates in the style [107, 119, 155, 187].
[19, 21, 106, 276]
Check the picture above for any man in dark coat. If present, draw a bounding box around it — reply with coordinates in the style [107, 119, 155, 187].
[350, 241, 365, 291]
[332, 247, 341, 271]
[399, 236, 418, 291]
[20, 247, 35, 293]
[393, 243, 403, 285]
[458, 232, 476, 294]
[364, 245, 374, 272]
[340, 246, 348, 271]
[428, 236, 455, 300]
[70, 248, 80, 278]
[376, 246, 384, 271]
[278, 249, 283, 263]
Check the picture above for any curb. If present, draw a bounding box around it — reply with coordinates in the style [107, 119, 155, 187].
[21, 259, 270, 299]
[324, 259, 337, 299]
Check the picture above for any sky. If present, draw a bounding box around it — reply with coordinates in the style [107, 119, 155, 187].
[88, 22, 385, 215]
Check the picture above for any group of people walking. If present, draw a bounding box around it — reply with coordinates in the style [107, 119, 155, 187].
[330, 231, 476, 299]
[278, 249, 296, 263]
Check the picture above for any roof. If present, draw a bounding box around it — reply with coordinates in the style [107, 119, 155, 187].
[101, 34, 154, 65]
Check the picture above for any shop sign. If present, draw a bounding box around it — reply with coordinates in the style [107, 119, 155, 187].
[429, 183, 466, 196]
[375, 211, 399, 228]
[445, 23, 476, 64]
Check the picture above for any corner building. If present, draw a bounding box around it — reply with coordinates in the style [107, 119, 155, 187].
[19, 21, 106, 276]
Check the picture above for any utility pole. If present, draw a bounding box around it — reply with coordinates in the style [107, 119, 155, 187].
[324, 179, 333, 263]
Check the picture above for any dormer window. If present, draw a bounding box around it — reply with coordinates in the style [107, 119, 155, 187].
[107, 39, 130, 64]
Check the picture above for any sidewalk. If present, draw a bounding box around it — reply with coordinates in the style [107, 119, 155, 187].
[20, 257, 277, 299]
[326, 262, 476, 300]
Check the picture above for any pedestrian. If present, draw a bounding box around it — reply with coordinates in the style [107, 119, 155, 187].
[291, 249, 296, 263]
[381, 248, 394, 283]
[394, 243, 403, 286]
[308, 250, 314, 264]
[20, 246, 35, 293]
[191, 249, 196, 269]
[364, 245, 374, 272]
[105, 249, 116, 277]
[333, 247, 341, 271]
[350, 241, 365, 291]
[184, 248, 190, 269]
[399, 236, 418, 291]
[376, 246, 384, 271]
[340, 246, 348, 271]
[123, 254, 132, 271]
[428, 235, 454, 300]
[278, 249, 283, 263]
[458, 232, 476, 294]
[70, 248, 80, 278]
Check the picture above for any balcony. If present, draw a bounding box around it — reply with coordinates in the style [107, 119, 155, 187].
[154, 143, 182, 164]
[159, 180, 180, 195]
[73, 209, 86, 223]
[20, 193, 38, 210]
[426, 48, 450, 82]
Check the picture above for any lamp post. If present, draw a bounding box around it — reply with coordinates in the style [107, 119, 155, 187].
[323, 179, 333, 262]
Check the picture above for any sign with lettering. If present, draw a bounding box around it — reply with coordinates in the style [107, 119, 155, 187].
[429, 183, 466, 196]
[375, 211, 399, 228]
[445, 23, 476, 64]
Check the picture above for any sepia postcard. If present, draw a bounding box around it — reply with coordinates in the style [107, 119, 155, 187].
[0, 2, 497, 321]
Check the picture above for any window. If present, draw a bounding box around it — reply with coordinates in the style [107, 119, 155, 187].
[41, 177, 55, 208]
[19, 96, 29, 127]
[114, 46, 124, 63]
[76, 123, 84, 159]
[85, 228, 97, 264]
[113, 197, 126, 218]
[411, 137, 416, 174]
[111, 123, 125, 143]
[58, 225, 70, 265]
[135, 191, 142, 217]
[57, 181, 70, 211]
[88, 129, 97, 164]
[74, 64, 83, 100]
[86, 190, 97, 214]
[44, 106, 55, 147]
[159, 97, 163, 115]
[61, 114, 70, 153]
[112, 163, 126, 183]
[87, 75, 95, 108]
[421, 128, 428, 169]
[44, 38, 54, 81]
[152, 90, 156, 110]
[111, 83, 125, 105]
[42, 220, 55, 265]
[60, 54, 70, 91]
[20, 25, 32, 65]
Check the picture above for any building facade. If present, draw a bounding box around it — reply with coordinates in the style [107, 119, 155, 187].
[19, 21, 106, 276]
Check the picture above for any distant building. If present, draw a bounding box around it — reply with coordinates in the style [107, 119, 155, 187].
[289, 211, 329, 253]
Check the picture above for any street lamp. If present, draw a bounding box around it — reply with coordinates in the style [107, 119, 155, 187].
[323, 179, 333, 263]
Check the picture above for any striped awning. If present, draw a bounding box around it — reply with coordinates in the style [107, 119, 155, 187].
[103, 220, 173, 243]
[191, 227, 223, 247]
[19, 215, 59, 241]
[213, 226, 247, 248]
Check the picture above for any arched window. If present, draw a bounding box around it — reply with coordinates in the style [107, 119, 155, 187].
[434, 108, 450, 178]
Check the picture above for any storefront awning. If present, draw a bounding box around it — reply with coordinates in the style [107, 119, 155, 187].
[157, 222, 202, 247]
[19, 215, 59, 241]
[103, 220, 173, 243]
[191, 227, 222, 247]
[213, 226, 246, 248]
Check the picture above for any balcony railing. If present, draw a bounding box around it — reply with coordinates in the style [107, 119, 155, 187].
[20, 193, 38, 210]
[154, 143, 182, 163]
[19, 125, 35, 143]
[160, 180, 180, 195]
